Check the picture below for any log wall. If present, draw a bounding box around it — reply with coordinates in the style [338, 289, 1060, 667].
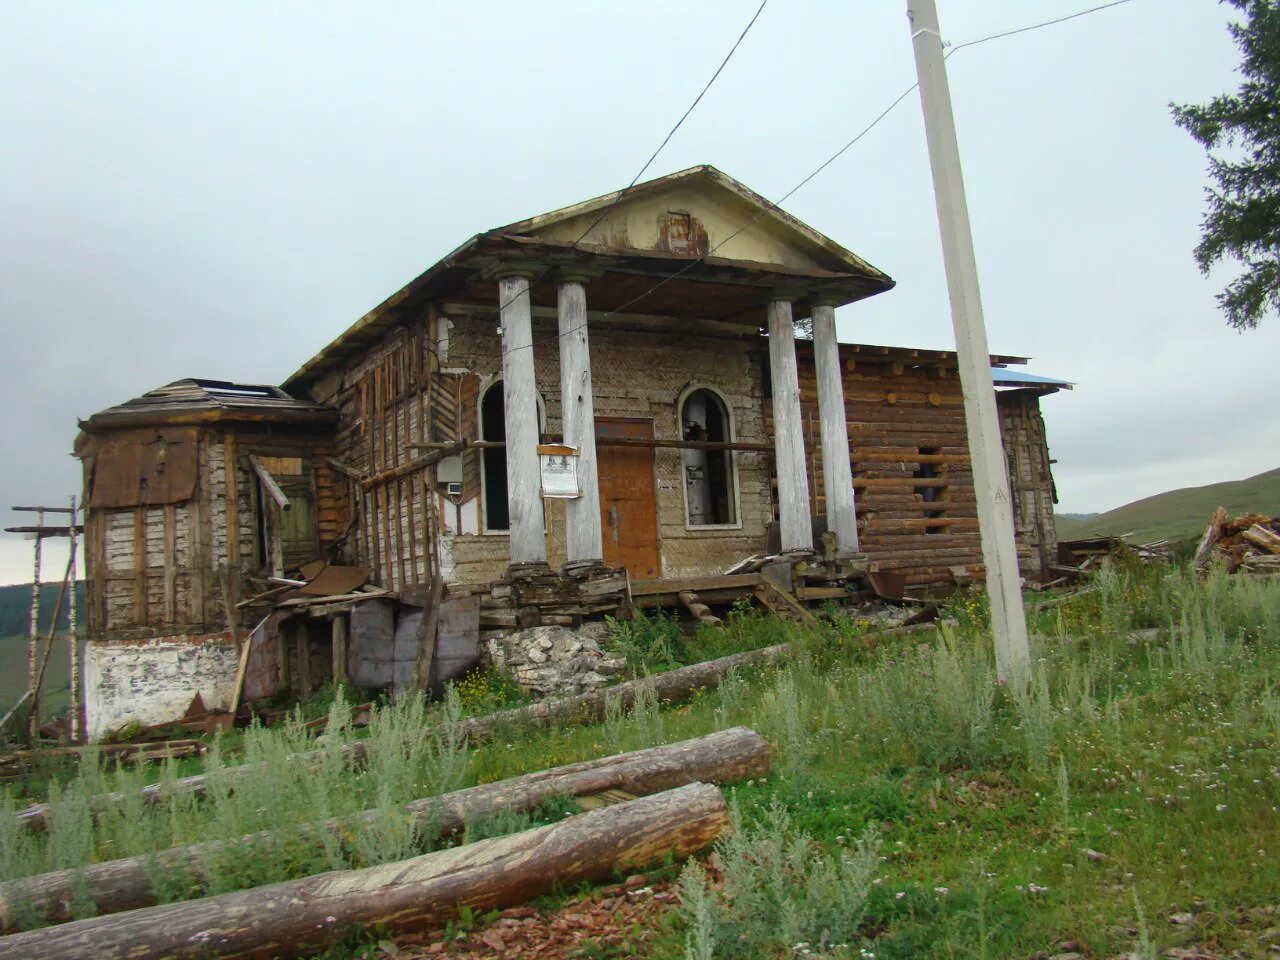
[784, 343, 1059, 586]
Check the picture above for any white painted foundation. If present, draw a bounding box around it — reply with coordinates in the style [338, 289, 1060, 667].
[84, 635, 240, 740]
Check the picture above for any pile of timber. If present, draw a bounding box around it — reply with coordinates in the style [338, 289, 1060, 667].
[1194, 507, 1280, 575]
[0, 782, 728, 960]
[474, 566, 629, 630]
[0, 740, 203, 781]
[0, 728, 766, 930]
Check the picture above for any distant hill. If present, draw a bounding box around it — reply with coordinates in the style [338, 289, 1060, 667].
[1056, 468, 1280, 545]
[0, 583, 86, 717]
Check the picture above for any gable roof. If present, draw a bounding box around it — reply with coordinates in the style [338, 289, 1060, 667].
[284, 164, 893, 392]
[493, 164, 891, 280]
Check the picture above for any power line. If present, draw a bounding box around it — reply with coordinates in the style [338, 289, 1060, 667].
[492, 0, 769, 335]
[503, 0, 1139, 356]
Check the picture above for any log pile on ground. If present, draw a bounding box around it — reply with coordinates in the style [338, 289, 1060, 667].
[0, 782, 728, 960]
[1194, 507, 1280, 574]
[0, 728, 767, 929]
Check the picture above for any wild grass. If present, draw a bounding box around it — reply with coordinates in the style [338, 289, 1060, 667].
[4, 558, 1280, 959]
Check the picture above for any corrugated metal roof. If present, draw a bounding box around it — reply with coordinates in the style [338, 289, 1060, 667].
[990, 368, 1073, 390]
[81, 379, 337, 432]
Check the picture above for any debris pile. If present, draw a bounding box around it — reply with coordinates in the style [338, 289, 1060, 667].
[486, 624, 627, 697]
[1194, 507, 1280, 575]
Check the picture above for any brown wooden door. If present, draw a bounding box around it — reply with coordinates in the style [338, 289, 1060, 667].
[595, 417, 661, 579]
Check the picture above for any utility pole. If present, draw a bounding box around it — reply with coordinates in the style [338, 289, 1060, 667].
[906, 0, 1030, 682]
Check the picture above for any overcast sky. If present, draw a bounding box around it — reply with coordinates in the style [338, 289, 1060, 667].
[2, 0, 1274, 585]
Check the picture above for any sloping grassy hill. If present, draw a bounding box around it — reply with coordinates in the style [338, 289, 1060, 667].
[0, 583, 85, 716]
[1057, 467, 1280, 544]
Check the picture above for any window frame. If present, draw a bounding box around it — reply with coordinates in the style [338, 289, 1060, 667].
[675, 383, 743, 532]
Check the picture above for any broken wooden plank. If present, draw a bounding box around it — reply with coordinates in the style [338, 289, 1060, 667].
[1, 729, 765, 928]
[0, 783, 728, 960]
[1194, 506, 1229, 568]
[248, 455, 290, 511]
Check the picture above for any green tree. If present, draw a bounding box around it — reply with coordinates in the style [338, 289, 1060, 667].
[1172, 0, 1280, 330]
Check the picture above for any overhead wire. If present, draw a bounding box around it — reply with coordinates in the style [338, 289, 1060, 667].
[489, 0, 769, 332]
[501, 0, 1140, 358]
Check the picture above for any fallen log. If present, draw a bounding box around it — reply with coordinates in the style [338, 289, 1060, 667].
[12, 618, 943, 832]
[1194, 506, 1229, 569]
[1, 727, 767, 928]
[0, 782, 728, 960]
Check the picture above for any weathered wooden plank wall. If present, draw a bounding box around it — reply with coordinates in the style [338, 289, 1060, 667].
[310, 310, 444, 593]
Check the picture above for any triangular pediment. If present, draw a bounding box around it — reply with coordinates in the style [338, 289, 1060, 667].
[492, 165, 888, 280]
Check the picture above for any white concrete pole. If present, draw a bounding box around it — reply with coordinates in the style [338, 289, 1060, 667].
[811, 302, 859, 554]
[767, 298, 814, 554]
[67, 496, 82, 743]
[498, 271, 548, 568]
[27, 510, 43, 718]
[907, 0, 1029, 682]
[557, 276, 603, 567]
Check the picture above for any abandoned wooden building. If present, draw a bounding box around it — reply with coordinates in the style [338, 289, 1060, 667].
[74, 164, 1069, 738]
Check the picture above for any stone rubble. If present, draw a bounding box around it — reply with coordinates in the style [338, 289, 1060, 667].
[485, 623, 627, 698]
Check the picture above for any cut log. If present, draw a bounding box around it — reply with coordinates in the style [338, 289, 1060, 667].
[0, 782, 728, 960]
[11, 617, 946, 833]
[1241, 523, 1280, 555]
[0, 728, 766, 928]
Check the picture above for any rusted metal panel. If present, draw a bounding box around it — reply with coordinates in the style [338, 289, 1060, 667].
[89, 429, 199, 508]
[241, 616, 282, 702]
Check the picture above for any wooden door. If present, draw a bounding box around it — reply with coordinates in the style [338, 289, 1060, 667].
[595, 417, 661, 579]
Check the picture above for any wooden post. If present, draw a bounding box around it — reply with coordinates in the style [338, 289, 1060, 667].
[331, 615, 348, 685]
[557, 274, 603, 567]
[907, 0, 1029, 682]
[811, 301, 859, 554]
[766, 298, 813, 553]
[497, 269, 547, 568]
[67, 497, 81, 744]
[27, 510, 43, 741]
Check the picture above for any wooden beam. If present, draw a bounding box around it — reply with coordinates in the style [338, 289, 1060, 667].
[248, 455, 290, 511]
[628, 573, 761, 597]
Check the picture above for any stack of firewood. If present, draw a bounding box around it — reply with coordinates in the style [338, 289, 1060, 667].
[1193, 507, 1280, 574]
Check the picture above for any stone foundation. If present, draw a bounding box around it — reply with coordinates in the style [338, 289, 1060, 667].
[84, 634, 240, 740]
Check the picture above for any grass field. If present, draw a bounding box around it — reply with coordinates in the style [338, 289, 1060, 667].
[1057, 466, 1280, 544]
[3, 565, 1280, 958]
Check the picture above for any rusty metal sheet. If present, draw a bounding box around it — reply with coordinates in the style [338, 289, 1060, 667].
[241, 616, 283, 703]
[89, 429, 198, 508]
[297, 562, 368, 597]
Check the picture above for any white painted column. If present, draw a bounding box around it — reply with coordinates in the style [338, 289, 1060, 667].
[811, 301, 859, 554]
[498, 270, 548, 567]
[767, 298, 814, 554]
[557, 275, 603, 567]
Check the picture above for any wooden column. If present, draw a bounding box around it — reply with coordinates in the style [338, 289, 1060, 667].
[811, 302, 859, 554]
[67, 497, 81, 744]
[26, 511, 43, 734]
[498, 269, 547, 568]
[557, 275, 603, 567]
[767, 298, 813, 554]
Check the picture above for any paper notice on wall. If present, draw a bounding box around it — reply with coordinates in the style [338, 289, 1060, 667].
[538, 443, 580, 499]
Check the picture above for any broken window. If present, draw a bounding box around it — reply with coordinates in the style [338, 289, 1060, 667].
[251, 455, 318, 572]
[680, 388, 737, 526]
[480, 381, 509, 531]
[913, 447, 947, 535]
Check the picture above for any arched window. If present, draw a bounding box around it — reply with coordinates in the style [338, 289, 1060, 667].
[680, 387, 737, 526]
[479, 379, 544, 533]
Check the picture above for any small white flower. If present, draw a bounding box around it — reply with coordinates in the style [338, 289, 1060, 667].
[934, 886, 949, 895]
[895, 891, 906, 900]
